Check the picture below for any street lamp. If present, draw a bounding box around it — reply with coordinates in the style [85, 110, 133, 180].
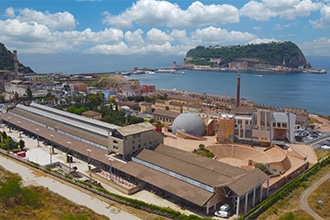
[67, 141, 72, 174]
[68, 155, 72, 174]
[87, 149, 92, 182]
[67, 141, 71, 153]
[36, 128, 39, 146]
[8, 117, 11, 132]
[106, 155, 113, 181]
[50, 134, 54, 154]
[49, 145, 52, 164]
[2, 123, 4, 133]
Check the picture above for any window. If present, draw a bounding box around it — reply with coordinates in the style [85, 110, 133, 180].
[282, 123, 287, 128]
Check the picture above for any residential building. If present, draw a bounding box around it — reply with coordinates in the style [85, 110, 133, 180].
[228, 62, 248, 70]
[167, 94, 201, 105]
[182, 103, 203, 113]
[233, 109, 296, 146]
[82, 110, 102, 120]
[216, 114, 235, 143]
[109, 122, 163, 160]
[0, 70, 16, 93]
[168, 101, 183, 113]
[69, 82, 88, 93]
[153, 109, 180, 126]
[4, 80, 34, 97]
[139, 102, 152, 113]
[135, 85, 156, 94]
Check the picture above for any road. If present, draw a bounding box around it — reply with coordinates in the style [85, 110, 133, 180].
[300, 171, 330, 220]
[0, 154, 141, 220]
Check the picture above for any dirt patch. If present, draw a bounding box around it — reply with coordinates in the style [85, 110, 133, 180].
[309, 114, 330, 132]
[32, 170, 46, 177]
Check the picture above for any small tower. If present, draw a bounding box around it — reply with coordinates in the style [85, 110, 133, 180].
[13, 50, 19, 80]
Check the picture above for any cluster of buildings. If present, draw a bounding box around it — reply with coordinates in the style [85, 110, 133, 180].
[0, 83, 317, 218]
[0, 50, 317, 218]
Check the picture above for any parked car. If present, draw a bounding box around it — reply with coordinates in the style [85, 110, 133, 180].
[320, 145, 330, 150]
[215, 203, 231, 218]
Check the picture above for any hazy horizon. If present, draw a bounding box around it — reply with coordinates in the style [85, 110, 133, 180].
[17, 53, 329, 75]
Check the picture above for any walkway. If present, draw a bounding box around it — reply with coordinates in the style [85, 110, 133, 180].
[300, 171, 330, 220]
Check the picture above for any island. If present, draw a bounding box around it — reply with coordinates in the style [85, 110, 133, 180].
[183, 41, 327, 74]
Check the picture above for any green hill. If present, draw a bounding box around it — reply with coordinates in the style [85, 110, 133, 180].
[184, 41, 308, 69]
[0, 42, 34, 73]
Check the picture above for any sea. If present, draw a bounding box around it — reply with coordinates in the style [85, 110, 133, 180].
[125, 56, 330, 116]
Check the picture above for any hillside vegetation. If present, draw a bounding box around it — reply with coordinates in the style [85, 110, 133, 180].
[0, 42, 34, 73]
[0, 165, 108, 220]
[184, 41, 308, 68]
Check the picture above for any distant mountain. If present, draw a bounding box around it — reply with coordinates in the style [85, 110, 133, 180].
[184, 41, 309, 69]
[0, 42, 34, 73]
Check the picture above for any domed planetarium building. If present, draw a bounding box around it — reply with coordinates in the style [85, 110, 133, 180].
[172, 113, 206, 137]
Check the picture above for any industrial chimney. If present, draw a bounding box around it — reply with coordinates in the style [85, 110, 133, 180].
[236, 70, 240, 107]
[13, 50, 19, 80]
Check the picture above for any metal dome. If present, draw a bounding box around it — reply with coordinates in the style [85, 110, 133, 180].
[172, 113, 206, 136]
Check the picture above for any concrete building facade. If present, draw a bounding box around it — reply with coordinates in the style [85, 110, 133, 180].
[109, 122, 164, 160]
[233, 109, 296, 146]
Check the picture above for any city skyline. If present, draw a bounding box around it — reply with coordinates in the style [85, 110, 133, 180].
[1, 0, 330, 73]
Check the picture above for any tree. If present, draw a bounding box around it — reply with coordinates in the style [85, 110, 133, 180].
[13, 92, 19, 101]
[19, 140, 25, 150]
[255, 163, 269, 174]
[0, 94, 5, 103]
[26, 87, 33, 100]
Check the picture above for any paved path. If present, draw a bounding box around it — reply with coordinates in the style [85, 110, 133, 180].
[0, 154, 141, 220]
[300, 171, 330, 220]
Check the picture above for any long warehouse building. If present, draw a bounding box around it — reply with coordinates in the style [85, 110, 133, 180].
[1, 103, 270, 217]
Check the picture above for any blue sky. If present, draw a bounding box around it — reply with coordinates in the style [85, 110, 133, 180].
[1, 0, 330, 73]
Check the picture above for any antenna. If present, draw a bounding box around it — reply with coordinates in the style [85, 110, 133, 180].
[236, 69, 240, 107]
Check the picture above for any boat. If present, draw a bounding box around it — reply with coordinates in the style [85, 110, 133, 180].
[121, 72, 131, 76]
[304, 68, 327, 74]
[156, 68, 176, 73]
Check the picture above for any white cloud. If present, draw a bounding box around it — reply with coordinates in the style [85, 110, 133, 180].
[170, 29, 188, 43]
[240, 1, 273, 21]
[310, 4, 330, 29]
[124, 29, 145, 46]
[299, 37, 330, 56]
[0, 19, 52, 41]
[4, 7, 77, 30]
[248, 38, 279, 44]
[5, 7, 15, 18]
[87, 42, 129, 55]
[102, 0, 239, 29]
[240, 0, 323, 21]
[1, 3, 329, 59]
[146, 28, 173, 44]
[191, 26, 256, 45]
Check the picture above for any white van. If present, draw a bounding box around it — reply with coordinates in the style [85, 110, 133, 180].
[214, 203, 231, 218]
